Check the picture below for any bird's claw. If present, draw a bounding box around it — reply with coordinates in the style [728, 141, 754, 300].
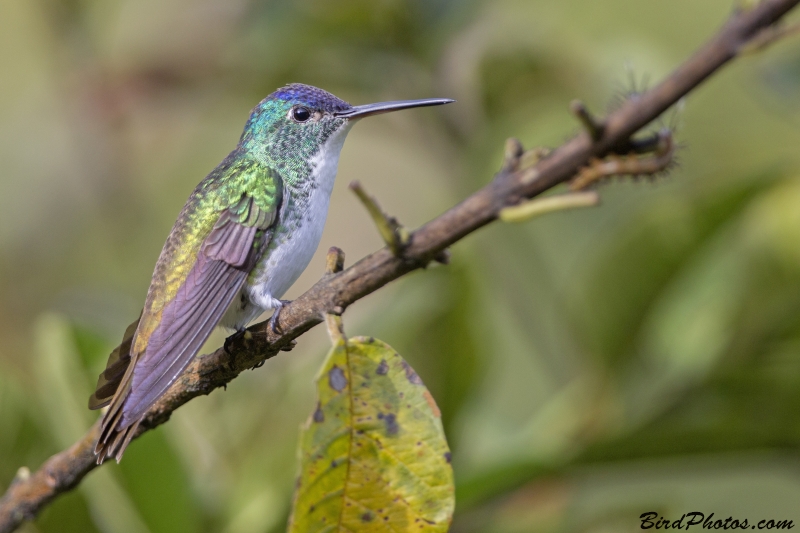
[269, 300, 292, 335]
[224, 330, 245, 355]
[224, 329, 247, 369]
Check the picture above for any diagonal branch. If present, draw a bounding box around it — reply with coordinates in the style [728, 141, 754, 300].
[2, 1, 799, 531]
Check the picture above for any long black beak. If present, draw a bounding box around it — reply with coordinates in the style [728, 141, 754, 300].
[334, 98, 454, 119]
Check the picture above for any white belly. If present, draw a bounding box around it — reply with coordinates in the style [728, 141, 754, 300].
[249, 186, 331, 302]
[220, 123, 352, 330]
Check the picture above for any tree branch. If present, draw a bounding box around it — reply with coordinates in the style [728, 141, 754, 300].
[2, 1, 798, 530]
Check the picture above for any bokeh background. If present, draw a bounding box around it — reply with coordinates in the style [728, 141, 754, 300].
[2, 0, 800, 531]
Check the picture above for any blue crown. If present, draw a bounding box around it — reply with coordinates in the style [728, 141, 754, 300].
[271, 83, 351, 114]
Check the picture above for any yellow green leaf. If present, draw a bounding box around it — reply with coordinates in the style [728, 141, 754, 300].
[288, 329, 455, 533]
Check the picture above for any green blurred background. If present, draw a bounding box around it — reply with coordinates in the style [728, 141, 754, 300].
[2, 0, 800, 531]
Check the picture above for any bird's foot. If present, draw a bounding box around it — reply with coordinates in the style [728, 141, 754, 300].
[269, 300, 292, 335]
[224, 330, 244, 355]
[223, 329, 248, 369]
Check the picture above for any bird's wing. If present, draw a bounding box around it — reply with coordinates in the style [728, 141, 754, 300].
[95, 165, 282, 462]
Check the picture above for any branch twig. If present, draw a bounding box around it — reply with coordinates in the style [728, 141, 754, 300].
[740, 19, 800, 52]
[349, 181, 410, 257]
[570, 100, 605, 141]
[1, 1, 798, 531]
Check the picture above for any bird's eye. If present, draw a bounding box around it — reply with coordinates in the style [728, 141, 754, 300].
[292, 106, 311, 122]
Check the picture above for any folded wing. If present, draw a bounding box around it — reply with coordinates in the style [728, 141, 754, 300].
[94, 175, 281, 463]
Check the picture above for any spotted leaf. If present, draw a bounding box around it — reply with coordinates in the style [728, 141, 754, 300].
[288, 335, 455, 532]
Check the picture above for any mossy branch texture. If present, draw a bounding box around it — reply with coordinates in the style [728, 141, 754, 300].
[1, 1, 799, 531]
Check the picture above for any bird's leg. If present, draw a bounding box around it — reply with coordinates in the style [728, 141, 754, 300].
[268, 299, 292, 335]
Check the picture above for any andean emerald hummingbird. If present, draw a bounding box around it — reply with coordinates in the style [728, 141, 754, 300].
[88, 83, 453, 463]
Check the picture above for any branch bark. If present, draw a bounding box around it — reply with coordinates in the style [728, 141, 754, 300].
[2, 1, 798, 530]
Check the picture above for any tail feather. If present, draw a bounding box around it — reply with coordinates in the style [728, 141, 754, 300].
[95, 415, 141, 464]
[94, 360, 141, 464]
[89, 313, 144, 464]
[88, 314, 141, 410]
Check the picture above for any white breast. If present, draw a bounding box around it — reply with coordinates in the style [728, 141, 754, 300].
[231, 123, 353, 326]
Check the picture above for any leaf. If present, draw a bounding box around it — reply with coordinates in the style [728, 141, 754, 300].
[288, 329, 455, 533]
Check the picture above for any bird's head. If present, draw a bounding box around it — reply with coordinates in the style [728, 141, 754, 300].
[239, 83, 452, 173]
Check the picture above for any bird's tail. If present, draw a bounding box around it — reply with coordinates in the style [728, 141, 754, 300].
[95, 402, 141, 464]
[89, 312, 143, 463]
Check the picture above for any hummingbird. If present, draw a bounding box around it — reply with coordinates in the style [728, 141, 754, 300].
[88, 83, 453, 463]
